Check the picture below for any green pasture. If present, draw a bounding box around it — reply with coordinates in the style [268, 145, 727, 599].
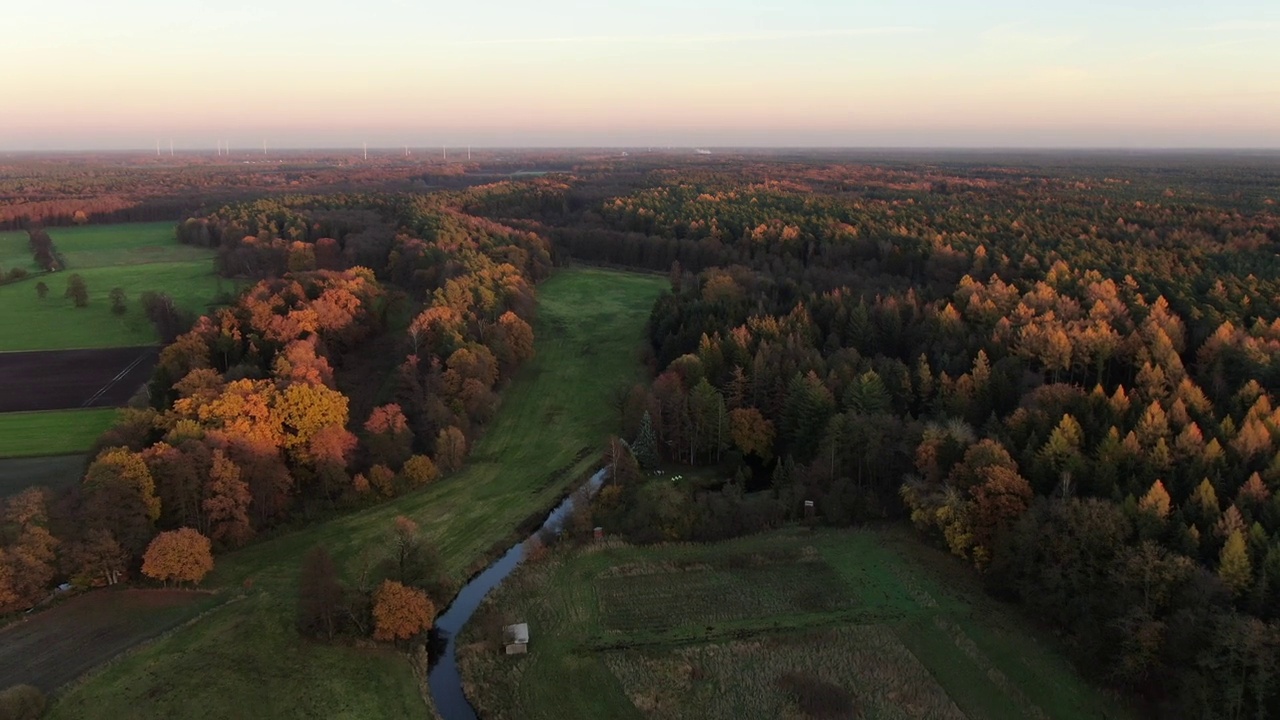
[0, 408, 118, 459]
[0, 222, 226, 351]
[47, 268, 668, 720]
[457, 527, 1133, 720]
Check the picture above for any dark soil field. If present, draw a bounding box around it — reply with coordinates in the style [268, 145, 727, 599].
[0, 589, 217, 692]
[0, 347, 157, 412]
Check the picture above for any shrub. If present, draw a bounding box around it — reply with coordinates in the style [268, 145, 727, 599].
[775, 672, 858, 719]
[0, 684, 47, 720]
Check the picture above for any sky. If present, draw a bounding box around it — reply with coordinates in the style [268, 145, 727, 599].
[1, 0, 1277, 150]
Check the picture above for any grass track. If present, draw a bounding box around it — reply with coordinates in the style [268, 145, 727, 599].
[47, 267, 667, 720]
[0, 408, 118, 459]
[457, 527, 1133, 720]
[0, 222, 227, 351]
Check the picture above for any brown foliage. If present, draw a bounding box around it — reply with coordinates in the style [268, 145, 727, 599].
[141, 528, 214, 587]
[82, 447, 161, 555]
[435, 426, 468, 473]
[775, 671, 858, 719]
[371, 580, 435, 642]
[368, 464, 397, 497]
[65, 529, 129, 586]
[202, 449, 254, 547]
[400, 455, 440, 488]
[0, 684, 46, 720]
[728, 407, 774, 459]
[363, 404, 413, 469]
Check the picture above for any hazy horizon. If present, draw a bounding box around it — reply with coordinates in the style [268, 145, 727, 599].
[3, 0, 1277, 151]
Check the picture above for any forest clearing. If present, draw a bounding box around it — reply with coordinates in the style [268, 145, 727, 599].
[44, 268, 666, 719]
[457, 527, 1130, 720]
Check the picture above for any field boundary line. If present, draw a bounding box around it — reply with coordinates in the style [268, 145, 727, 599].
[0, 344, 161, 355]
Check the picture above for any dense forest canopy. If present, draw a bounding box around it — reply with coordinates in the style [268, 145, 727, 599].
[464, 156, 1280, 717]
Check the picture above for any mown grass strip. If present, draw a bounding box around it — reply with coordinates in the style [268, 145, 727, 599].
[0, 408, 118, 459]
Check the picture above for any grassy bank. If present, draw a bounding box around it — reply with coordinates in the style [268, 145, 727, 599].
[0, 222, 226, 351]
[47, 268, 667, 719]
[457, 527, 1132, 720]
[0, 456, 86, 498]
[0, 408, 118, 459]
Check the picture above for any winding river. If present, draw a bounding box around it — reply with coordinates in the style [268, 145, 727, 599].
[427, 468, 607, 719]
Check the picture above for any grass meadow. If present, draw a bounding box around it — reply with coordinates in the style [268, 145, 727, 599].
[0, 222, 227, 351]
[0, 409, 118, 459]
[46, 268, 668, 719]
[456, 528, 1133, 720]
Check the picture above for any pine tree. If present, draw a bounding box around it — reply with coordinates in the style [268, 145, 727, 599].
[633, 410, 658, 470]
[1219, 529, 1252, 596]
[845, 371, 890, 415]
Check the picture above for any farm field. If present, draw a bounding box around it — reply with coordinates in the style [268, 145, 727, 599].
[0, 409, 118, 459]
[0, 222, 227, 351]
[0, 589, 221, 693]
[457, 527, 1133, 720]
[46, 268, 668, 719]
[0, 347, 157, 413]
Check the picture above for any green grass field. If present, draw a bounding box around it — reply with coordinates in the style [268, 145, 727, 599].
[457, 528, 1133, 720]
[0, 222, 227, 351]
[47, 268, 668, 719]
[0, 409, 118, 459]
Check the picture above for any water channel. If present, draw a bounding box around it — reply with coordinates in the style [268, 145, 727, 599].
[426, 468, 607, 719]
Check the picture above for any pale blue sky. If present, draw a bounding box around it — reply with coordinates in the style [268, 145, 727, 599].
[1, 0, 1277, 149]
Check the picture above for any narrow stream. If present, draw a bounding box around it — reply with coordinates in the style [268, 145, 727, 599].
[427, 468, 607, 719]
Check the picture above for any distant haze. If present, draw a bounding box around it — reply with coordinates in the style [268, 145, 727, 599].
[2, 0, 1277, 150]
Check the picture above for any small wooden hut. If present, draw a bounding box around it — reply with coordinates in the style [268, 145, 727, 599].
[504, 622, 529, 655]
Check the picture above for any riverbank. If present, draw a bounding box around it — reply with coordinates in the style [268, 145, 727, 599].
[46, 268, 667, 719]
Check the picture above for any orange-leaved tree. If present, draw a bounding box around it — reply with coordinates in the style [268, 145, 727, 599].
[141, 528, 214, 587]
[363, 404, 413, 469]
[400, 455, 439, 488]
[371, 579, 435, 643]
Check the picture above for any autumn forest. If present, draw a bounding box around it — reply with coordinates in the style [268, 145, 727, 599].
[2, 150, 1280, 719]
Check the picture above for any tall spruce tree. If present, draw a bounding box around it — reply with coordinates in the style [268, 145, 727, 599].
[633, 410, 658, 470]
